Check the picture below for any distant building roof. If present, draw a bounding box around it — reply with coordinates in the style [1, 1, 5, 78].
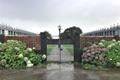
[0, 24, 36, 35]
[82, 25, 120, 36]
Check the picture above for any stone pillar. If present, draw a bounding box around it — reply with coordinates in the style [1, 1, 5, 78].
[73, 33, 81, 62]
[40, 32, 47, 60]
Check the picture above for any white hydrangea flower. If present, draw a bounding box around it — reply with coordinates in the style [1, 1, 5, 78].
[11, 40, 14, 41]
[14, 47, 20, 51]
[27, 63, 33, 67]
[33, 47, 35, 50]
[112, 39, 116, 42]
[101, 39, 105, 42]
[116, 62, 120, 67]
[27, 60, 32, 64]
[26, 60, 34, 67]
[18, 54, 23, 58]
[98, 42, 104, 47]
[42, 54, 46, 59]
[1, 59, 6, 64]
[111, 43, 115, 46]
[24, 57, 28, 62]
[0, 42, 2, 45]
[107, 43, 115, 49]
[107, 45, 112, 49]
[27, 48, 32, 52]
[109, 58, 112, 60]
[7, 40, 10, 43]
[118, 41, 120, 43]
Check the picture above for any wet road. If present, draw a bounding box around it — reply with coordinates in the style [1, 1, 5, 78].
[1, 63, 120, 80]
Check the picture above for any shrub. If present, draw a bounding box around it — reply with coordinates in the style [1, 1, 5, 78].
[0, 40, 46, 69]
[84, 41, 92, 47]
[82, 39, 120, 69]
[100, 39, 120, 67]
[82, 44, 107, 66]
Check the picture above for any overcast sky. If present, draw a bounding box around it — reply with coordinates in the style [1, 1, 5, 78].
[0, 0, 120, 36]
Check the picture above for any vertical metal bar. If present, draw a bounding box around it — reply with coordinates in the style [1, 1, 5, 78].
[58, 25, 61, 63]
[60, 26, 61, 63]
[60, 47, 61, 63]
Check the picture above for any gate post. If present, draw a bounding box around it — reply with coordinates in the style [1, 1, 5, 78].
[0, 34, 4, 43]
[40, 32, 47, 60]
[73, 33, 82, 62]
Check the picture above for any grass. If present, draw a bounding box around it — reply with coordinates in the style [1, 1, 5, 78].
[47, 44, 74, 55]
[47, 44, 57, 55]
[62, 44, 74, 55]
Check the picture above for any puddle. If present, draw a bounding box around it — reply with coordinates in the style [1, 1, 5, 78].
[0, 63, 120, 80]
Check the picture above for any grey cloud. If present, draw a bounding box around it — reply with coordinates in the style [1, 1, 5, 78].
[0, 0, 120, 34]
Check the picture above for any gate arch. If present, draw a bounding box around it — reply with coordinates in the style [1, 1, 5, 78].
[40, 32, 82, 62]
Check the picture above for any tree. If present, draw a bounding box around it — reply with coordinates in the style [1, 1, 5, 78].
[60, 26, 82, 39]
[43, 31, 52, 39]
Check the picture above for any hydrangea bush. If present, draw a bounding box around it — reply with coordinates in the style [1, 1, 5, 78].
[99, 39, 120, 67]
[82, 39, 120, 69]
[82, 44, 107, 66]
[0, 40, 46, 69]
